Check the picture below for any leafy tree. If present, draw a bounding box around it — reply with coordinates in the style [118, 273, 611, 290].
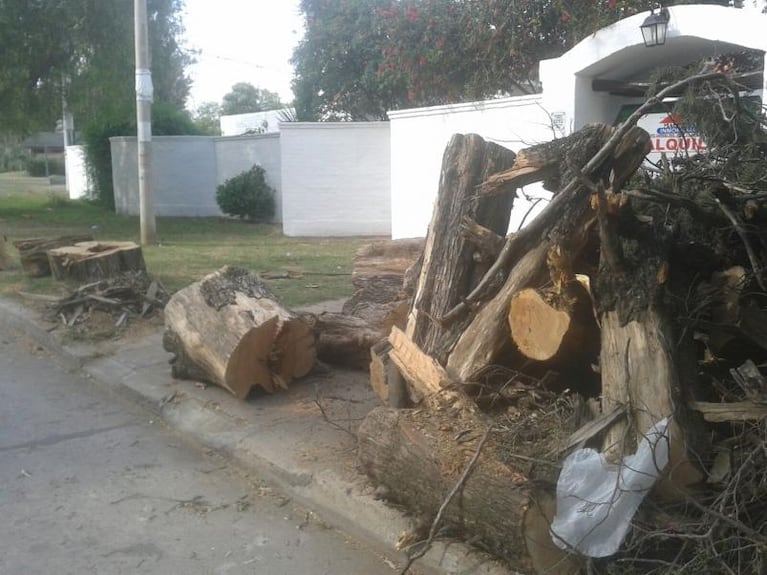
[291, 0, 409, 121]
[291, 0, 731, 121]
[0, 0, 191, 135]
[192, 101, 223, 135]
[220, 83, 283, 115]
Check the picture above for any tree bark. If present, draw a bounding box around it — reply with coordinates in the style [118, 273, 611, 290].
[13, 234, 93, 277]
[358, 407, 579, 574]
[163, 266, 315, 398]
[406, 134, 517, 363]
[47, 241, 145, 282]
[304, 311, 383, 370]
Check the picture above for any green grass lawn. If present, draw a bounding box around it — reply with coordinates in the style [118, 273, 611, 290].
[0, 181, 372, 307]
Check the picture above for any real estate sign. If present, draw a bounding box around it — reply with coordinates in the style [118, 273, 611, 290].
[637, 112, 707, 164]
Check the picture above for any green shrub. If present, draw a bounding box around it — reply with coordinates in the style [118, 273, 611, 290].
[26, 155, 65, 177]
[216, 165, 276, 221]
[83, 118, 132, 209]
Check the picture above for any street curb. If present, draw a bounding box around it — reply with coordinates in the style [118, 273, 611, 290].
[0, 298, 516, 575]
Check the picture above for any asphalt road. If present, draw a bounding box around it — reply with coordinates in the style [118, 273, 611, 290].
[0, 323, 399, 575]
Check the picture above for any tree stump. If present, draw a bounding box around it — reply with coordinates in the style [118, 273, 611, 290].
[47, 241, 145, 282]
[13, 234, 94, 277]
[163, 266, 316, 398]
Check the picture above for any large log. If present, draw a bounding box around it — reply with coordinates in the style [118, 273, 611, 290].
[358, 408, 580, 574]
[47, 241, 145, 282]
[360, 326, 578, 573]
[343, 238, 422, 338]
[163, 266, 316, 398]
[406, 134, 517, 363]
[13, 234, 93, 277]
[304, 311, 383, 370]
[350, 238, 425, 292]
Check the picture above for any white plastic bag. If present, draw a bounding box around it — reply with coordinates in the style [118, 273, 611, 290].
[550, 417, 670, 557]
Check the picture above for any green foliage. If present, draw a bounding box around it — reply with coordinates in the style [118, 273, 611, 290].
[0, 0, 191, 135]
[25, 156, 65, 177]
[292, 0, 720, 120]
[82, 117, 133, 210]
[216, 165, 276, 222]
[221, 83, 283, 115]
[151, 102, 202, 136]
[0, 137, 27, 172]
[192, 102, 223, 135]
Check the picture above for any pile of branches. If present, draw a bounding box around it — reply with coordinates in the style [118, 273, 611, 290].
[43, 270, 169, 331]
[594, 64, 767, 575]
[357, 65, 767, 575]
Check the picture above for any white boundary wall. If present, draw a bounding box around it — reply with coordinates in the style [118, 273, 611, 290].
[111, 135, 283, 220]
[388, 95, 556, 239]
[280, 122, 391, 237]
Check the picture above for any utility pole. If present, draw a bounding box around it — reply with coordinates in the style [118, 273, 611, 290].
[134, 0, 156, 245]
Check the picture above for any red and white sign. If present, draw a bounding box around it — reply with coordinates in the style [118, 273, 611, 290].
[637, 112, 707, 164]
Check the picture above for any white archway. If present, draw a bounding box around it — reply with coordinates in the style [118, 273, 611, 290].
[539, 4, 767, 131]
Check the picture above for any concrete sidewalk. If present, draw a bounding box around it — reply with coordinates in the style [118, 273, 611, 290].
[0, 297, 513, 575]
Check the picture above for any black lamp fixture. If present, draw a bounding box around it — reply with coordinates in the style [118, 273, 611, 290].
[640, 7, 670, 47]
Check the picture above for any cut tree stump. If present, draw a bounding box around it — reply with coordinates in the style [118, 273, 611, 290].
[163, 266, 316, 398]
[13, 234, 93, 277]
[47, 241, 145, 282]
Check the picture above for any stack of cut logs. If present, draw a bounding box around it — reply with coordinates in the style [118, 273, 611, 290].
[354, 122, 767, 572]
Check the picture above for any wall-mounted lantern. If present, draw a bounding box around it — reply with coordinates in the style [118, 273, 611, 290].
[640, 7, 670, 47]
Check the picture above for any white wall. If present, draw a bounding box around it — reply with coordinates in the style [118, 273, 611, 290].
[280, 122, 391, 237]
[111, 136, 220, 217]
[64, 145, 91, 200]
[215, 133, 282, 222]
[388, 95, 556, 239]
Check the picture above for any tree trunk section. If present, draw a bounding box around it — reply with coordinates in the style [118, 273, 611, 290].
[47, 241, 145, 282]
[13, 234, 93, 277]
[599, 310, 703, 489]
[509, 285, 599, 364]
[406, 134, 517, 363]
[357, 407, 579, 574]
[163, 266, 315, 398]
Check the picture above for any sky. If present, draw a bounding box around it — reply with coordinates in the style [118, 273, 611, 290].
[182, 0, 305, 111]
